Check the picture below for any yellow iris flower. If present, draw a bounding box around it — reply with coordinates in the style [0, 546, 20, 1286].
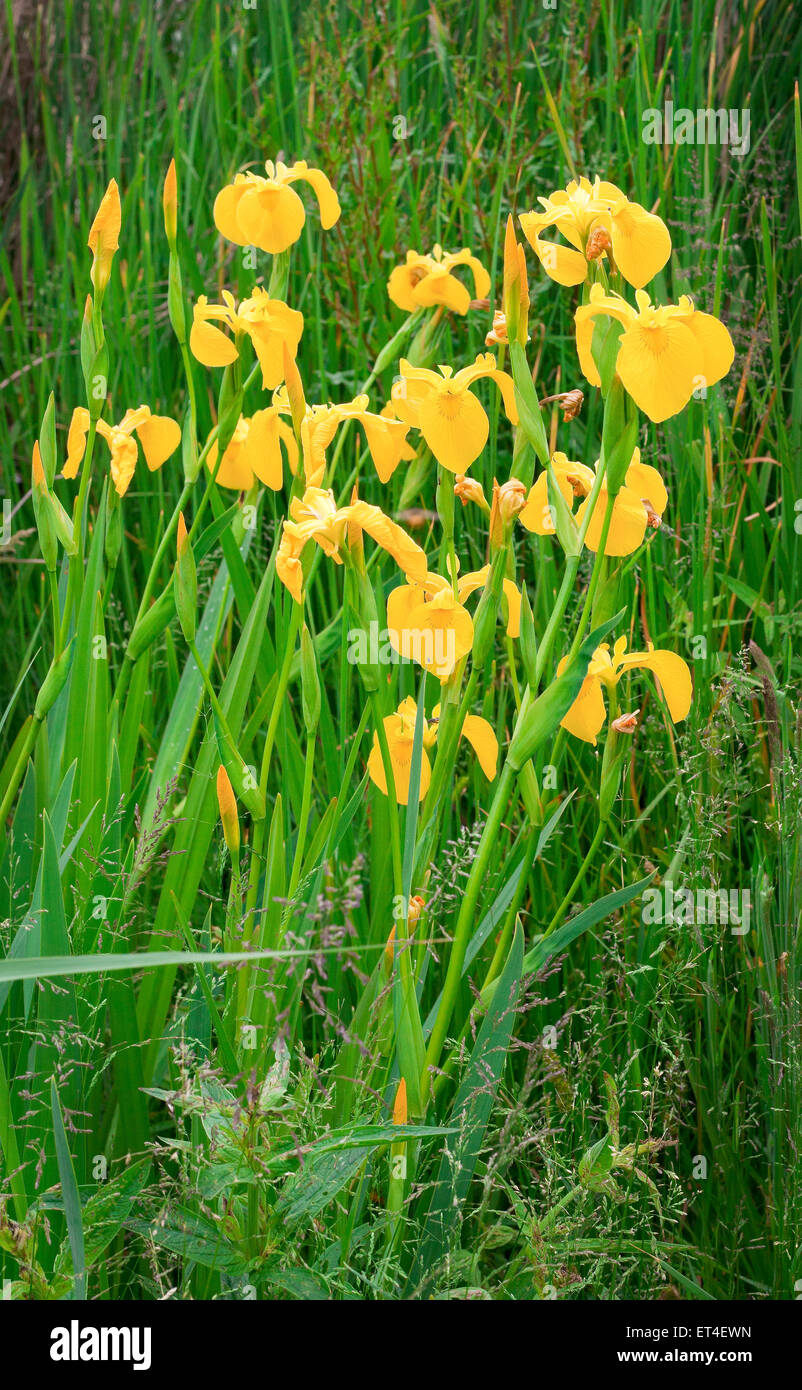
[276, 486, 427, 604]
[520, 176, 671, 290]
[206, 410, 299, 491]
[558, 636, 693, 745]
[271, 388, 411, 487]
[213, 160, 341, 254]
[519, 448, 667, 556]
[575, 284, 734, 423]
[190, 289, 303, 390]
[367, 695, 497, 804]
[64, 405, 181, 498]
[391, 353, 518, 475]
[386, 566, 521, 681]
[387, 245, 490, 316]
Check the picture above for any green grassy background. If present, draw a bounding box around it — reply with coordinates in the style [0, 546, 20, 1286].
[0, 0, 800, 1299]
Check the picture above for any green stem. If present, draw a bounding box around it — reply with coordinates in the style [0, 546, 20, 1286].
[425, 757, 517, 1075]
[566, 489, 617, 665]
[243, 601, 304, 926]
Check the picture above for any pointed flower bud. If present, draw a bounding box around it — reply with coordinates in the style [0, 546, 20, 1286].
[300, 624, 321, 735]
[88, 178, 121, 297]
[163, 159, 178, 247]
[31, 442, 58, 571]
[216, 764, 240, 854]
[392, 1078, 408, 1126]
[173, 512, 197, 643]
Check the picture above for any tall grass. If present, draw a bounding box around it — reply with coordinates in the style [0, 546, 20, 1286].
[0, 0, 800, 1300]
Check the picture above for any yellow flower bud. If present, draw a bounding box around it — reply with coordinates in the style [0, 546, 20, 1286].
[216, 764, 240, 854]
[392, 1078, 408, 1126]
[88, 178, 121, 296]
[163, 159, 178, 246]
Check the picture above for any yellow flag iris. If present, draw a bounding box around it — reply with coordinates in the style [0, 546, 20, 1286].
[271, 389, 411, 487]
[367, 695, 497, 804]
[206, 410, 298, 491]
[558, 636, 693, 745]
[386, 566, 520, 680]
[388, 245, 490, 315]
[190, 289, 303, 391]
[213, 160, 340, 254]
[575, 285, 734, 423]
[276, 486, 427, 604]
[519, 449, 667, 556]
[520, 176, 671, 290]
[64, 405, 181, 498]
[392, 353, 518, 475]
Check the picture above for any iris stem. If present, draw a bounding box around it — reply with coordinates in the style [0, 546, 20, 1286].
[425, 756, 517, 1077]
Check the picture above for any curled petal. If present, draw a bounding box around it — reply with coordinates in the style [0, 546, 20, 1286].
[461, 714, 498, 779]
[109, 433, 139, 498]
[286, 162, 341, 230]
[619, 648, 693, 723]
[135, 414, 182, 472]
[190, 311, 238, 368]
[64, 407, 91, 479]
[520, 219, 588, 286]
[245, 408, 292, 490]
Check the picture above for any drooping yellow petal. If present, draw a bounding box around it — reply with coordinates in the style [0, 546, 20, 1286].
[64, 407, 90, 479]
[576, 485, 648, 556]
[606, 200, 671, 289]
[344, 500, 428, 583]
[213, 175, 252, 245]
[559, 669, 608, 744]
[286, 162, 341, 229]
[461, 715, 498, 779]
[108, 432, 139, 498]
[135, 414, 182, 472]
[190, 307, 238, 368]
[520, 221, 588, 286]
[624, 450, 668, 516]
[206, 420, 254, 491]
[367, 716, 431, 804]
[243, 408, 287, 490]
[682, 309, 735, 390]
[240, 293, 304, 391]
[276, 527, 307, 604]
[236, 182, 307, 254]
[419, 386, 488, 474]
[618, 648, 693, 723]
[356, 409, 411, 484]
[616, 317, 701, 423]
